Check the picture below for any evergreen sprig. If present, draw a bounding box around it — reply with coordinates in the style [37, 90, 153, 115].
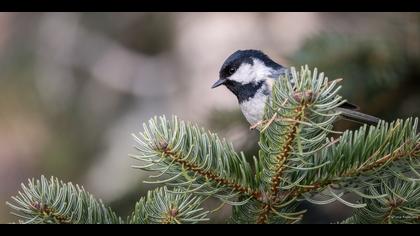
[342, 178, 420, 224]
[295, 118, 419, 198]
[252, 67, 344, 223]
[231, 67, 419, 224]
[7, 66, 419, 224]
[6, 176, 122, 224]
[129, 186, 209, 224]
[130, 116, 259, 203]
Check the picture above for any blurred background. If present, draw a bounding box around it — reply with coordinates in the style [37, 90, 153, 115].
[0, 12, 419, 223]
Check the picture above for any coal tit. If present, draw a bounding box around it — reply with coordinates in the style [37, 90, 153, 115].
[211, 49, 379, 127]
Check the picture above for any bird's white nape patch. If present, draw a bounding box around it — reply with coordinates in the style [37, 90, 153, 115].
[228, 58, 276, 85]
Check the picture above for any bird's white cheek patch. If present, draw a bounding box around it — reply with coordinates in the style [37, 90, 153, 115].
[228, 64, 254, 84]
[228, 59, 278, 85]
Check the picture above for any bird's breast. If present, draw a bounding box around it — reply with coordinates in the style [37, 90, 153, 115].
[239, 92, 269, 126]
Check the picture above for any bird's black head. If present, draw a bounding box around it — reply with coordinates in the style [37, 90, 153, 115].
[211, 49, 283, 102]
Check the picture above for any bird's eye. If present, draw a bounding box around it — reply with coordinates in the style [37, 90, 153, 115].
[228, 67, 237, 75]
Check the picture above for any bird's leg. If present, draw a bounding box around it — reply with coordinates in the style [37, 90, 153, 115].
[250, 112, 279, 131]
[250, 120, 264, 130]
[259, 113, 278, 132]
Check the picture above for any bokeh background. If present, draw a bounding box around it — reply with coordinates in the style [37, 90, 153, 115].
[0, 12, 419, 223]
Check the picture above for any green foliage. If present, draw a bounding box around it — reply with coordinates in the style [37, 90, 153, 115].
[7, 177, 209, 224]
[129, 115, 258, 202]
[342, 178, 420, 224]
[6, 176, 122, 224]
[129, 187, 209, 224]
[304, 118, 419, 192]
[7, 66, 420, 224]
[258, 67, 343, 190]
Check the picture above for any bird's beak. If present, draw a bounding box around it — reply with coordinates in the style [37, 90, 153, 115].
[211, 78, 226, 88]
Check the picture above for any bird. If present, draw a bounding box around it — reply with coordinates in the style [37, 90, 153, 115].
[211, 49, 380, 128]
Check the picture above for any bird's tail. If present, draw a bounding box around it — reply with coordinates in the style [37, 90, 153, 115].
[336, 107, 380, 126]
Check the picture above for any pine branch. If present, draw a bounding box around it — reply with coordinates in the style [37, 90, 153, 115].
[255, 66, 343, 223]
[341, 178, 420, 224]
[6, 176, 122, 224]
[237, 66, 419, 224]
[130, 115, 259, 202]
[291, 118, 419, 200]
[7, 65, 419, 224]
[128, 186, 209, 224]
[231, 198, 304, 224]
